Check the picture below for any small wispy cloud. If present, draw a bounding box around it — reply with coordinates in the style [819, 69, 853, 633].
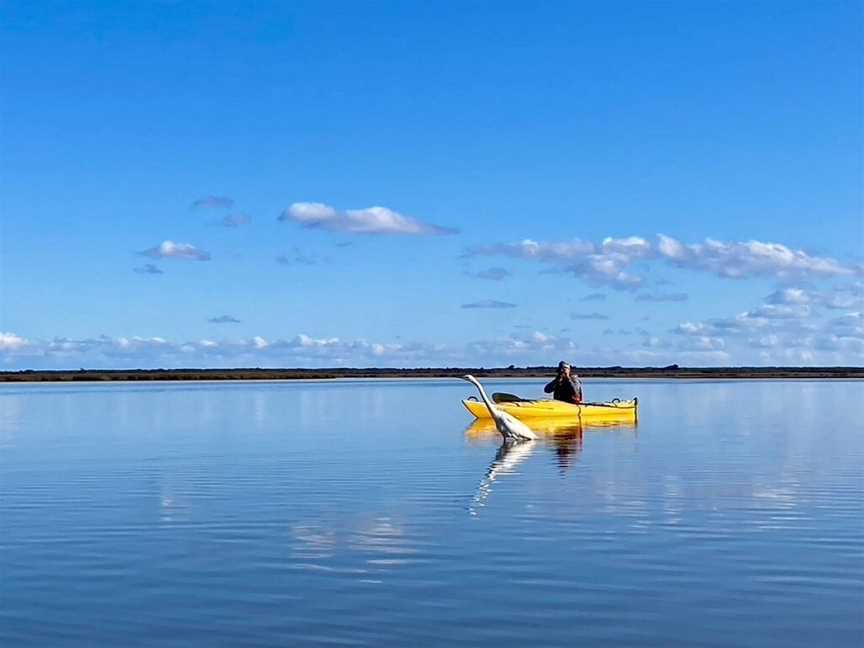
[219, 214, 250, 228]
[571, 312, 609, 320]
[580, 292, 607, 302]
[467, 267, 511, 281]
[826, 312, 863, 338]
[279, 202, 457, 236]
[133, 264, 163, 275]
[744, 304, 812, 320]
[140, 241, 211, 261]
[635, 292, 689, 302]
[276, 247, 320, 266]
[209, 315, 241, 324]
[191, 196, 234, 209]
[462, 300, 517, 309]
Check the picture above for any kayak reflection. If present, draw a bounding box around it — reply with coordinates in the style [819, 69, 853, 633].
[466, 418, 638, 515]
[465, 417, 637, 441]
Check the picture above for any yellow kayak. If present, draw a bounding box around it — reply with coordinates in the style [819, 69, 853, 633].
[462, 396, 638, 421]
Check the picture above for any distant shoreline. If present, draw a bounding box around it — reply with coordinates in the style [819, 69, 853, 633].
[1, 366, 862, 382]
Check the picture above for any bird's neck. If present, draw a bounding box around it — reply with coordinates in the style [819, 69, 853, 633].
[474, 382, 498, 417]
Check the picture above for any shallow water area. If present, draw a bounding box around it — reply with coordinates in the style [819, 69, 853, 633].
[1, 379, 862, 646]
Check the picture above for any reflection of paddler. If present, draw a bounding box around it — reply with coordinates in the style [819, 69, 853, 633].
[551, 431, 583, 474]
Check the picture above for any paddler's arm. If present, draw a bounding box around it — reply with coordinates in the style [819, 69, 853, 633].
[543, 378, 558, 393]
[570, 376, 583, 403]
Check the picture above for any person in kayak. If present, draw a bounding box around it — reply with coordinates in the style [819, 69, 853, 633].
[544, 361, 583, 404]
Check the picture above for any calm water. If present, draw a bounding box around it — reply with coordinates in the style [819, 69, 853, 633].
[1, 379, 862, 647]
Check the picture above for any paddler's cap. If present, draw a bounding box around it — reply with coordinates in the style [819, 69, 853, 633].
[558, 361, 570, 369]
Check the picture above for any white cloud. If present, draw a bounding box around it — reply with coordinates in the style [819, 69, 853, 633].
[673, 282, 864, 344]
[657, 235, 854, 280]
[291, 334, 340, 348]
[0, 332, 29, 351]
[678, 336, 725, 351]
[642, 336, 669, 349]
[670, 285, 864, 363]
[815, 335, 864, 354]
[749, 334, 781, 349]
[467, 330, 578, 359]
[468, 238, 641, 288]
[826, 312, 864, 339]
[2, 324, 859, 368]
[766, 287, 811, 305]
[766, 286, 863, 310]
[468, 237, 647, 289]
[601, 236, 652, 258]
[112, 336, 170, 353]
[657, 235, 686, 259]
[280, 202, 338, 224]
[469, 233, 858, 289]
[473, 239, 594, 262]
[577, 255, 642, 288]
[744, 304, 812, 319]
[140, 240, 211, 261]
[674, 322, 708, 335]
[279, 202, 456, 236]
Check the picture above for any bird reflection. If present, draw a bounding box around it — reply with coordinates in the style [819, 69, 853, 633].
[466, 417, 637, 515]
[469, 439, 537, 516]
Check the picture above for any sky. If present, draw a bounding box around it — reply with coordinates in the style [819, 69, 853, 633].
[1, 0, 862, 369]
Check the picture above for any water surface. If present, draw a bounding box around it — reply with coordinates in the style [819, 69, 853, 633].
[2, 379, 862, 646]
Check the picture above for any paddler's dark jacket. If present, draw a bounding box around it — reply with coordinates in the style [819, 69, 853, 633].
[544, 375, 582, 403]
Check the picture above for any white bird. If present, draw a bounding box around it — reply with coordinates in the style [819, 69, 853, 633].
[462, 375, 537, 442]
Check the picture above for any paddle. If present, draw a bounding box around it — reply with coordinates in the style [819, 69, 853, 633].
[491, 392, 530, 404]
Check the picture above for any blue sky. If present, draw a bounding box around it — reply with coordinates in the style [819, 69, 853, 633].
[1, 1, 862, 368]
